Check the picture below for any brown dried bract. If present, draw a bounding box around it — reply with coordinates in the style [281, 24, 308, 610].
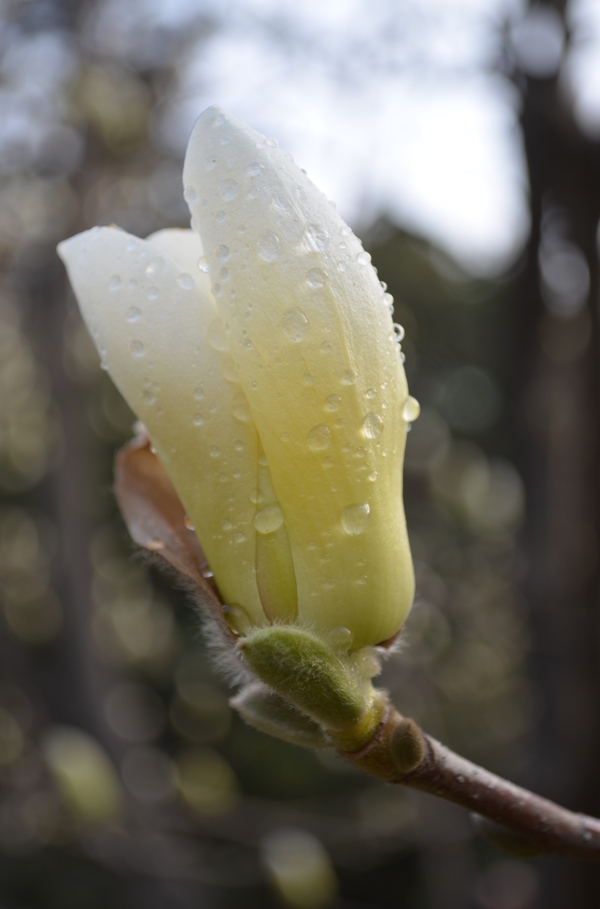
[114, 426, 234, 639]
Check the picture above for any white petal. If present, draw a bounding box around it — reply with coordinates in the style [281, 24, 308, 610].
[58, 225, 264, 625]
[183, 108, 414, 648]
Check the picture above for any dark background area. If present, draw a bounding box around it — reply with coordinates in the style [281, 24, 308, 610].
[1, 0, 599, 906]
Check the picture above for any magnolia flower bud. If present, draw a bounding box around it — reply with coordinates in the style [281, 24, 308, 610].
[58, 106, 415, 651]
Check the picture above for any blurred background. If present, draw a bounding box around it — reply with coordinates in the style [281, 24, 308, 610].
[0, 0, 599, 906]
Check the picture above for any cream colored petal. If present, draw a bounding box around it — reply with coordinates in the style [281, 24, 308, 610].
[183, 107, 414, 649]
[58, 225, 264, 625]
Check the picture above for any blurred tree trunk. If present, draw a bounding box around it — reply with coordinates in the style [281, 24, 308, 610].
[514, 6, 600, 904]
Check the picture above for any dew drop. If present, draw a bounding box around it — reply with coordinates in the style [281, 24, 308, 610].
[184, 515, 195, 530]
[366, 387, 377, 400]
[147, 286, 159, 300]
[304, 225, 329, 252]
[281, 308, 308, 342]
[129, 340, 144, 357]
[306, 268, 326, 289]
[207, 318, 229, 352]
[193, 413, 204, 426]
[329, 626, 353, 652]
[126, 306, 141, 323]
[393, 323, 405, 343]
[209, 445, 220, 458]
[222, 356, 239, 382]
[402, 395, 421, 423]
[184, 185, 198, 204]
[109, 274, 121, 292]
[193, 385, 204, 401]
[247, 162, 261, 177]
[222, 603, 251, 635]
[341, 503, 370, 536]
[307, 424, 331, 451]
[258, 451, 268, 467]
[221, 519, 233, 532]
[341, 369, 358, 386]
[367, 470, 378, 482]
[257, 231, 281, 262]
[321, 340, 332, 353]
[362, 413, 383, 439]
[177, 273, 194, 290]
[265, 136, 278, 148]
[324, 394, 341, 412]
[303, 370, 314, 386]
[272, 194, 293, 214]
[357, 251, 371, 266]
[145, 257, 166, 278]
[219, 179, 238, 201]
[254, 504, 284, 534]
[219, 266, 229, 280]
[323, 456, 335, 469]
[219, 244, 230, 260]
[232, 391, 252, 423]
[197, 256, 210, 273]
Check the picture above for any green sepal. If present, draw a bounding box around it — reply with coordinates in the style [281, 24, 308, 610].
[239, 625, 366, 731]
[231, 683, 330, 749]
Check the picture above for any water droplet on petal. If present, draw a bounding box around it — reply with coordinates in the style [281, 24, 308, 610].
[219, 245, 229, 260]
[129, 340, 144, 357]
[393, 323, 405, 343]
[145, 257, 166, 278]
[147, 286, 159, 300]
[207, 318, 229, 352]
[362, 413, 383, 439]
[126, 306, 141, 323]
[177, 273, 194, 290]
[193, 413, 204, 426]
[306, 268, 326, 289]
[257, 231, 280, 262]
[341, 503, 370, 535]
[265, 136, 278, 148]
[341, 369, 358, 386]
[197, 256, 210, 273]
[307, 424, 331, 451]
[254, 505, 284, 534]
[184, 515, 195, 530]
[247, 163, 261, 177]
[219, 179, 238, 201]
[357, 251, 371, 265]
[232, 392, 252, 423]
[366, 387, 377, 399]
[402, 396, 421, 423]
[329, 626, 353, 652]
[109, 274, 121, 292]
[222, 603, 251, 635]
[281, 308, 308, 342]
[209, 445, 220, 459]
[304, 225, 329, 252]
[324, 394, 341, 412]
[368, 470, 378, 482]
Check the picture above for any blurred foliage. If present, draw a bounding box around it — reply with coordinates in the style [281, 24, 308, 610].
[0, 1, 599, 908]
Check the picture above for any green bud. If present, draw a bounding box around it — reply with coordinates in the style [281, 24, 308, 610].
[390, 717, 426, 775]
[239, 625, 367, 731]
[231, 683, 329, 749]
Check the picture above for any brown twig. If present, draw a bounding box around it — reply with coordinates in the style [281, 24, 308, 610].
[339, 705, 600, 861]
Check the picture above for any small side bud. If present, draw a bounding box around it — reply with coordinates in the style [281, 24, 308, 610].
[472, 814, 544, 858]
[239, 625, 367, 731]
[231, 683, 329, 749]
[390, 717, 426, 775]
